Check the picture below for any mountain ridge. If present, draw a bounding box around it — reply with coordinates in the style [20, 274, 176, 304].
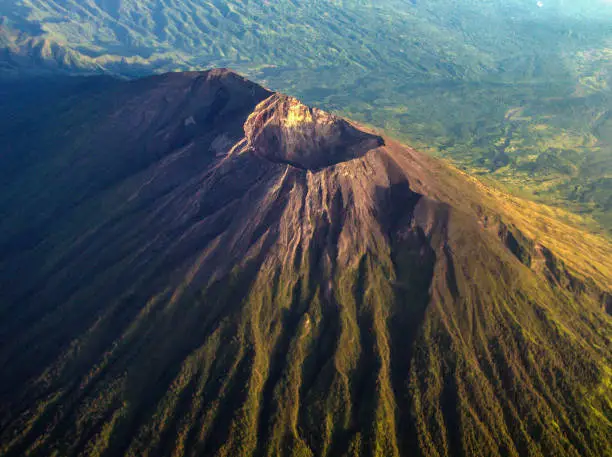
[0, 69, 610, 457]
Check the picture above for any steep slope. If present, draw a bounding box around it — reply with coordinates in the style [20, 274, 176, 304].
[0, 70, 610, 457]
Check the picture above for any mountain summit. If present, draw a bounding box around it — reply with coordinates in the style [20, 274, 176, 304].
[243, 94, 384, 170]
[0, 70, 610, 457]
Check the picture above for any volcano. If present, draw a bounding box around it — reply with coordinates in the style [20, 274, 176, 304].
[0, 69, 610, 457]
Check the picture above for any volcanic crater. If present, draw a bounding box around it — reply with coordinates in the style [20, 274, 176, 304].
[243, 93, 385, 170]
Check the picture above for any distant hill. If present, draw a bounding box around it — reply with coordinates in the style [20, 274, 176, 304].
[0, 0, 546, 76]
[1, 0, 610, 78]
[0, 69, 610, 457]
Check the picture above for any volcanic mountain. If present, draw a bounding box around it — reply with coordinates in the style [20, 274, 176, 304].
[0, 69, 610, 457]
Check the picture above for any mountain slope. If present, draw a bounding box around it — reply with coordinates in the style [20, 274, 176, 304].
[0, 70, 610, 457]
